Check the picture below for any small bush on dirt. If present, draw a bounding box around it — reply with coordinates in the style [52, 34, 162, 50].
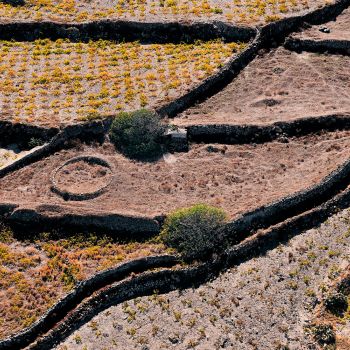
[160, 204, 228, 261]
[312, 324, 336, 345]
[109, 109, 166, 159]
[28, 137, 44, 148]
[324, 292, 348, 316]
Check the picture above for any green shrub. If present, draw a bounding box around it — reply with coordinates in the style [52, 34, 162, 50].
[28, 137, 44, 148]
[109, 109, 166, 159]
[160, 204, 228, 261]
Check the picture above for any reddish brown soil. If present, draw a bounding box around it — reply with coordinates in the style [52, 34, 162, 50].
[1, 131, 350, 220]
[292, 7, 350, 41]
[53, 160, 112, 195]
[175, 48, 350, 126]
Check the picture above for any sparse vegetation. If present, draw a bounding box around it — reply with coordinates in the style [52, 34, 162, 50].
[160, 204, 228, 260]
[0, 225, 167, 338]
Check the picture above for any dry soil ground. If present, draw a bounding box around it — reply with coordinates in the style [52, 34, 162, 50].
[57, 206, 350, 350]
[175, 48, 350, 127]
[1, 131, 350, 220]
[291, 7, 350, 41]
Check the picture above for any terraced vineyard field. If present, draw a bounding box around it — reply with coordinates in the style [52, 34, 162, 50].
[0, 0, 331, 24]
[0, 39, 244, 127]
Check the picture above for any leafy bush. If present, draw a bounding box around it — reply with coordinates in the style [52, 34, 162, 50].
[160, 204, 228, 261]
[324, 292, 348, 316]
[109, 109, 166, 159]
[28, 137, 44, 148]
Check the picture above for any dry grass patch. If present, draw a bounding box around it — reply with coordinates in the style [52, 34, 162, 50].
[0, 225, 167, 338]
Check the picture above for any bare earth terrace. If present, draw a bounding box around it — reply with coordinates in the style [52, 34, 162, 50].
[291, 6, 350, 41]
[0, 131, 350, 220]
[175, 47, 350, 127]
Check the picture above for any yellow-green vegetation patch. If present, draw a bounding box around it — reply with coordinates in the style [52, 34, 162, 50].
[0, 0, 331, 24]
[0, 39, 244, 126]
[0, 226, 167, 338]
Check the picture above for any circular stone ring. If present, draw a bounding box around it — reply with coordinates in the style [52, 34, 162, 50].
[51, 155, 114, 201]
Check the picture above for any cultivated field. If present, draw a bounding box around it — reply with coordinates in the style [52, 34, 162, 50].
[0, 226, 167, 338]
[0, 39, 243, 127]
[58, 207, 350, 350]
[0, 0, 330, 24]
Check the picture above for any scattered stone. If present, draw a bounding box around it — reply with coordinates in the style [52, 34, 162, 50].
[165, 128, 188, 153]
[319, 26, 331, 33]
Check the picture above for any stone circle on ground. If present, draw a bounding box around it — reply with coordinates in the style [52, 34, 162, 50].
[51, 156, 113, 201]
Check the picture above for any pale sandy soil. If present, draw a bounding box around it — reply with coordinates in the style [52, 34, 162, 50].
[56, 207, 350, 350]
[0, 144, 36, 169]
[0, 131, 350, 219]
[175, 48, 350, 126]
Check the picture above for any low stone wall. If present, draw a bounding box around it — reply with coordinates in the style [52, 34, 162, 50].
[0, 21, 255, 43]
[260, 0, 349, 45]
[226, 187, 350, 267]
[4, 205, 160, 238]
[157, 32, 261, 118]
[0, 255, 179, 350]
[0, 121, 58, 148]
[285, 37, 350, 55]
[187, 114, 350, 144]
[28, 261, 219, 350]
